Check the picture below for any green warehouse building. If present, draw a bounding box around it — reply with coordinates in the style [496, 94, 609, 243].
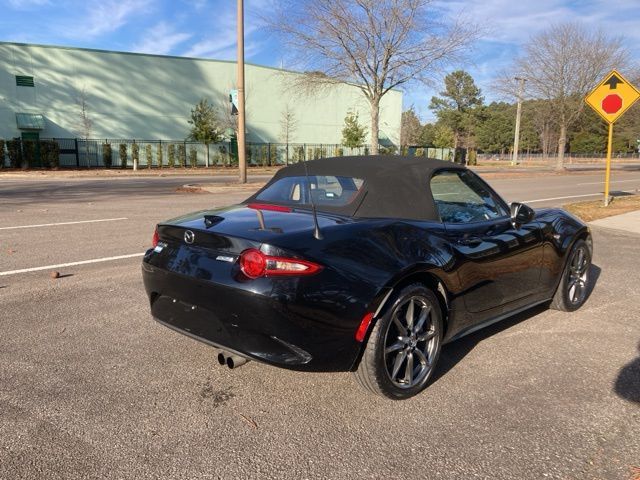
[0, 42, 402, 166]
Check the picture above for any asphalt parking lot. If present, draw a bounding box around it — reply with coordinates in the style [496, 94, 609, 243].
[1, 170, 639, 479]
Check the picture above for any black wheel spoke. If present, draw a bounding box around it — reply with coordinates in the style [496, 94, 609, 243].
[403, 352, 414, 385]
[385, 342, 404, 355]
[391, 350, 407, 380]
[392, 314, 406, 334]
[413, 306, 430, 333]
[405, 299, 415, 330]
[414, 348, 429, 367]
[417, 330, 435, 342]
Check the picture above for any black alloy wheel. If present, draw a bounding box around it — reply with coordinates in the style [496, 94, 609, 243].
[354, 284, 443, 399]
[551, 238, 592, 312]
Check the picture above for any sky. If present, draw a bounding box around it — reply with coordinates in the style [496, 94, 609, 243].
[1, 0, 639, 122]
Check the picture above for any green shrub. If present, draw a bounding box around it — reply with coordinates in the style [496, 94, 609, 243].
[189, 146, 197, 167]
[102, 143, 112, 168]
[218, 145, 227, 166]
[260, 145, 268, 166]
[119, 144, 128, 168]
[379, 145, 398, 155]
[177, 144, 186, 167]
[7, 139, 21, 168]
[415, 147, 425, 157]
[145, 144, 153, 168]
[269, 145, 277, 166]
[307, 147, 313, 160]
[292, 146, 304, 162]
[467, 149, 477, 166]
[132, 142, 140, 169]
[50, 141, 60, 169]
[336, 147, 344, 157]
[0, 139, 5, 168]
[22, 141, 35, 168]
[167, 144, 175, 167]
[156, 143, 163, 168]
[40, 141, 50, 168]
[41, 141, 60, 169]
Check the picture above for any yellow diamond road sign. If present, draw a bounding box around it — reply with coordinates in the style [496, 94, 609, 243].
[585, 70, 640, 124]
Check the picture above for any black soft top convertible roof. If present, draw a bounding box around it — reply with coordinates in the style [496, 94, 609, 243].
[246, 155, 466, 221]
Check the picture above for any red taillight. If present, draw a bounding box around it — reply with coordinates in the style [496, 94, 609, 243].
[355, 312, 374, 342]
[239, 249, 267, 278]
[152, 227, 159, 247]
[239, 248, 322, 279]
[247, 203, 292, 213]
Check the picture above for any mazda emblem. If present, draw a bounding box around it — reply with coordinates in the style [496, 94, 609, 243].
[184, 230, 195, 244]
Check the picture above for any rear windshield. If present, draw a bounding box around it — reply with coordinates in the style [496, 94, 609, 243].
[256, 175, 364, 208]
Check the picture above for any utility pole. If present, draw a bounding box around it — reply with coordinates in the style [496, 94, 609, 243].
[237, 0, 247, 183]
[511, 77, 526, 166]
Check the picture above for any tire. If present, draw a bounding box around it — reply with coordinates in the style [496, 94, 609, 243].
[550, 238, 592, 312]
[354, 283, 443, 400]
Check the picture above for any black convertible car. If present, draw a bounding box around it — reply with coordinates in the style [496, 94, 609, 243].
[142, 156, 592, 399]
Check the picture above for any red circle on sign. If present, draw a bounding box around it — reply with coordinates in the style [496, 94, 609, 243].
[602, 94, 622, 114]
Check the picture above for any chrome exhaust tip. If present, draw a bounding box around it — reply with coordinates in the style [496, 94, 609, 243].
[217, 351, 249, 369]
[217, 352, 227, 366]
[226, 354, 248, 369]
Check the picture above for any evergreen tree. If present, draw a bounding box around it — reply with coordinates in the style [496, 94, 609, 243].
[341, 111, 368, 148]
[475, 102, 515, 153]
[188, 98, 223, 167]
[432, 124, 455, 148]
[429, 71, 483, 150]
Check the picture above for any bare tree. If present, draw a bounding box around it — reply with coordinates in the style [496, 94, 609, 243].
[280, 104, 298, 163]
[505, 23, 628, 169]
[526, 100, 558, 158]
[270, 0, 479, 154]
[76, 86, 93, 167]
[400, 107, 423, 147]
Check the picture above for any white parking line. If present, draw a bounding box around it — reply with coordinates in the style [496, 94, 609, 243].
[578, 179, 640, 186]
[0, 217, 128, 230]
[524, 189, 636, 203]
[523, 193, 603, 203]
[0, 253, 144, 277]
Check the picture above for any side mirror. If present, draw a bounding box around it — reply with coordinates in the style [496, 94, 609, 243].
[510, 202, 535, 228]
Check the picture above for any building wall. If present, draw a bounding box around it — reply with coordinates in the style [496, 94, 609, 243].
[0, 42, 402, 145]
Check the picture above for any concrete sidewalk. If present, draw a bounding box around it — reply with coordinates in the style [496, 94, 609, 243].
[591, 209, 640, 235]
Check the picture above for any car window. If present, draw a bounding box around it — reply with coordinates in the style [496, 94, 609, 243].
[256, 175, 364, 208]
[430, 170, 508, 223]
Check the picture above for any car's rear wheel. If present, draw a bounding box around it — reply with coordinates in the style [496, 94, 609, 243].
[550, 238, 592, 312]
[354, 284, 442, 399]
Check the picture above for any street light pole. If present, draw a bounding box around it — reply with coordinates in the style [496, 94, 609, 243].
[511, 77, 526, 166]
[237, 0, 247, 183]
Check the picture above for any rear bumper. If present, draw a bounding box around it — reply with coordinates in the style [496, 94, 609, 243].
[142, 255, 365, 372]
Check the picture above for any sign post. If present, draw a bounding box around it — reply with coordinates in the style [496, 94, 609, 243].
[603, 123, 613, 205]
[585, 70, 640, 206]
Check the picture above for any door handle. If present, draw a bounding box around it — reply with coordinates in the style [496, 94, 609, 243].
[457, 236, 483, 247]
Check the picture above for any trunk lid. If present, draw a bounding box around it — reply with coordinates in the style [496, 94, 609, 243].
[148, 203, 350, 289]
[157, 204, 351, 253]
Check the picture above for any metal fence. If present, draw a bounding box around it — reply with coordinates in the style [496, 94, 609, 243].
[478, 152, 640, 163]
[0, 138, 455, 169]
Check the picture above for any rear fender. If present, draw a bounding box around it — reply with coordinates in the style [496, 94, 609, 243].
[350, 265, 452, 370]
